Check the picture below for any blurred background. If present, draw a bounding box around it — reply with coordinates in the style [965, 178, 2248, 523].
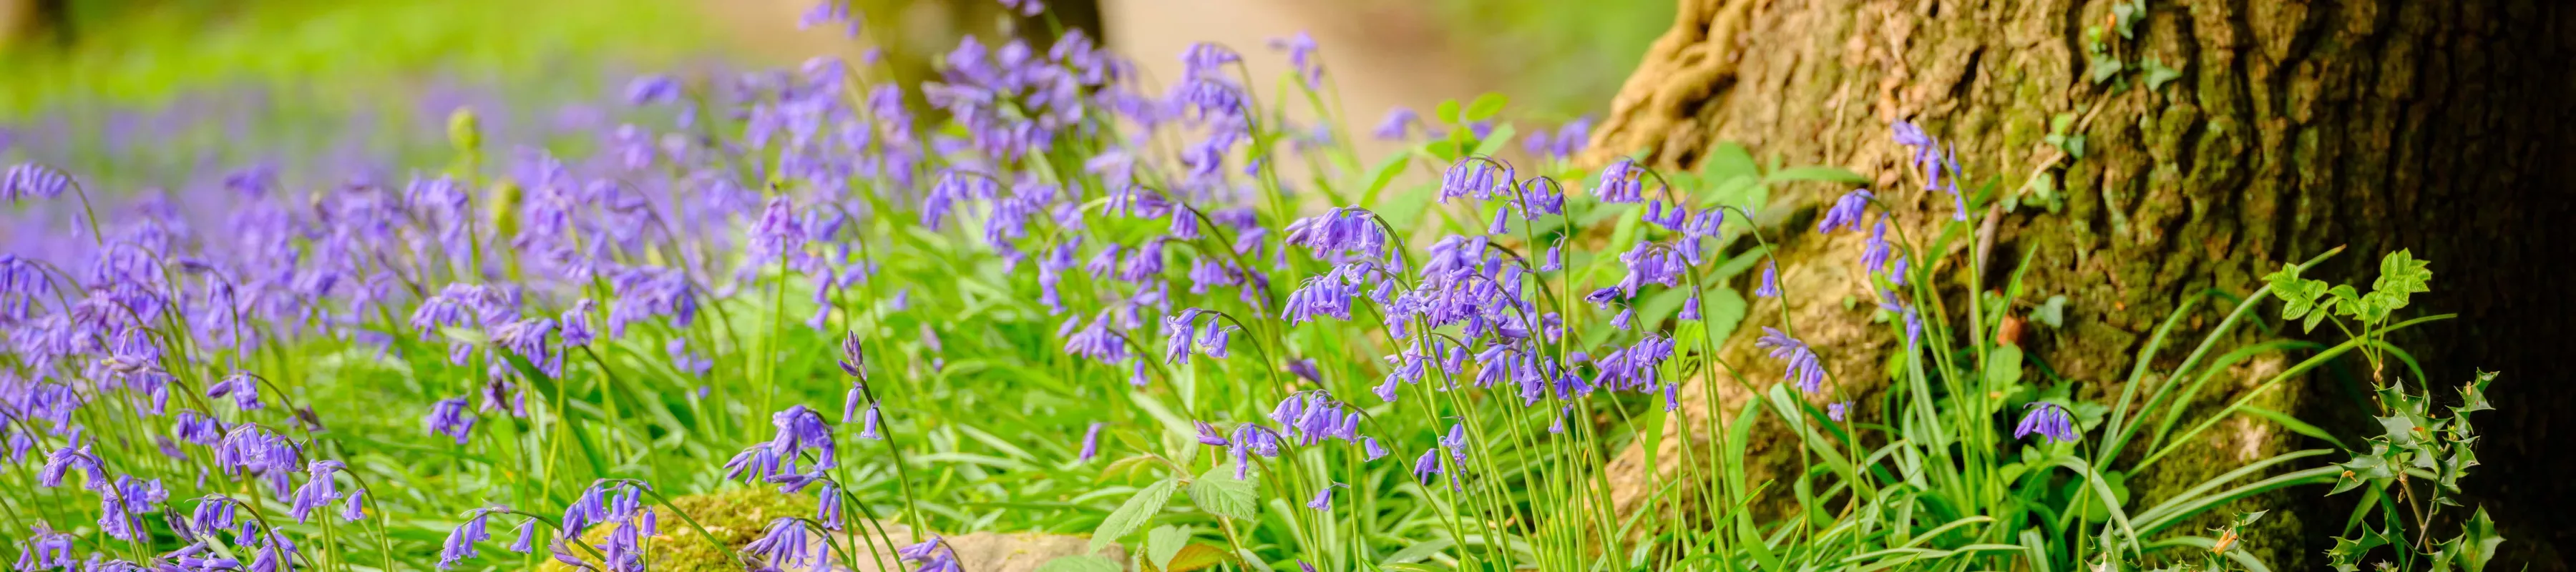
[0, 0, 1670, 178]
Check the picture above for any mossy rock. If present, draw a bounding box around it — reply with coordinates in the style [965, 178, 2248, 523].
[535, 487, 1126, 571]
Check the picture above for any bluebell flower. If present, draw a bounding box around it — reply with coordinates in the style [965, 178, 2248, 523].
[1755, 327, 1827, 393]
[1860, 220, 1893, 272]
[1080, 422, 1104, 463]
[1372, 107, 1419, 141]
[206, 373, 263, 411]
[1440, 423, 1469, 463]
[438, 506, 506, 570]
[1828, 402, 1850, 422]
[1679, 295, 1703, 321]
[1194, 421, 1230, 446]
[1179, 42, 1241, 82]
[770, 405, 837, 468]
[1817, 189, 1875, 233]
[509, 518, 539, 553]
[1307, 482, 1345, 511]
[1596, 158, 1645, 203]
[1268, 31, 1323, 89]
[898, 536, 962, 572]
[1412, 448, 1443, 484]
[422, 398, 474, 445]
[1363, 437, 1387, 461]
[744, 517, 819, 571]
[343, 488, 368, 523]
[1, 163, 68, 202]
[289, 460, 344, 523]
[1757, 262, 1781, 298]
[2016, 402, 2079, 443]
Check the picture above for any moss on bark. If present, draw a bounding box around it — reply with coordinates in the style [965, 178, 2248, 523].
[1587, 0, 2576, 568]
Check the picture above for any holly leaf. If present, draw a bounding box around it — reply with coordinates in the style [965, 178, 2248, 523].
[2327, 525, 2391, 572]
[2456, 508, 2504, 572]
[2378, 416, 2419, 448]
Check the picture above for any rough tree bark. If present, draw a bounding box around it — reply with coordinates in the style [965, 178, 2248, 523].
[1584, 0, 2576, 568]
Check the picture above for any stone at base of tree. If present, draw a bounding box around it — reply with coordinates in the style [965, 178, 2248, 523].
[537, 487, 1126, 571]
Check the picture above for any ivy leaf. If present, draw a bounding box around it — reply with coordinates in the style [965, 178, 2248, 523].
[1186, 465, 1259, 521]
[1091, 478, 1177, 554]
[2033, 295, 2069, 328]
[2142, 57, 2182, 91]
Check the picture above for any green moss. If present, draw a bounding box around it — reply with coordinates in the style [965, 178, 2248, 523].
[535, 488, 820, 572]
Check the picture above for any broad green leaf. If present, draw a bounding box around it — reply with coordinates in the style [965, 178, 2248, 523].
[1433, 99, 1460, 124]
[1762, 166, 1869, 184]
[1358, 152, 1412, 207]
[1091, 478, 1176, 553]
[1161, 543, 1232, 572]
[1702, 142, 1757, 182]
[1470, 124, 1517, 157]
[1462, 93, 1508, 122]
[1037, 555, 1123, 572]
[1186, 465, 1259, 520]
[1383, 538, 1454, 564]
[1985, 345, 2025, 391]
[1146, 525, 1189, 571]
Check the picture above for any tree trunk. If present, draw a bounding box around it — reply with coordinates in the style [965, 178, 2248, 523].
[1586, 0, 2576, 568]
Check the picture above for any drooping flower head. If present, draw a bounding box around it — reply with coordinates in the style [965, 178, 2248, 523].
[2015, 402, 2079, 443]
[1753, 327, 1827, 394]
[1817, 189, 1875, 233]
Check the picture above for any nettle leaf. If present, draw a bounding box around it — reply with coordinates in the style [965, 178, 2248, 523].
[1091, 478, 1178, 554]
[1187, 465, 1259, 521]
